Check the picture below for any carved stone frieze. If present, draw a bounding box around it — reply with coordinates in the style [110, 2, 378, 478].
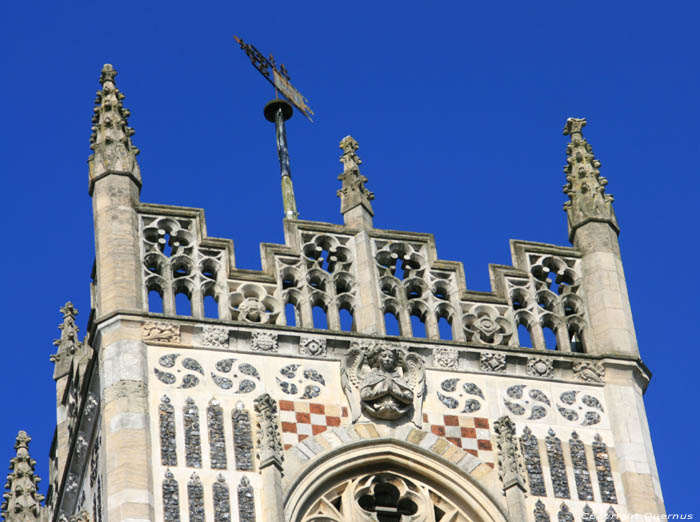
[572, 361, 605, 383]
[299, 337, 327, 357]
[143, 322, 181, 343]
[433, 347, 458, 369]
[527, 357, 554, 378]
[341, 342, 425, 426]
[480, 352, 506, 373]
[202, 326, 229, 348]
[250, 331, 278, 352]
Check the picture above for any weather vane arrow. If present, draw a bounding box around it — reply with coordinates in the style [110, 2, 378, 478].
[233, 35, 314, 121]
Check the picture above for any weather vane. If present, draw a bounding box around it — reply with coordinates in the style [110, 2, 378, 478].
[233, 35, 315, 219]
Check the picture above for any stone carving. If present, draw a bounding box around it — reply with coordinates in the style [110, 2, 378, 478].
[573, 361, 605, 383]
[341, 343, 425, 426]
[232, 402, 254, 471]
[436, 378, 484, 413]
[92, 476, 103, 522]
[592, 434, 618, 504]
[520, 426, 546, 497]
[570, 432, 593, 501]
[213, 475, 231, 522]
[433, 347, 458, 368]
[503, 384, 551, 421]
[183, 398, 202, 468]
[562, 117, 618, 241]
[208, 400, 227, 470]
[277, 365, 326, 400]
[0, 431, 46, 521]
[187, 473, 204, 522]
[159, 396, 177, 466]
[50, 302, 90, 379]
[162, 471, 180, 522]
[89, 433, 101, 489]
[143, 322, 181, 343]
[202, 326, 229, 348]
[493, 416, 526, 493]
[237, 476, 256, 522]
[230, 283, 281, 324]
[527, 357, 554, 378]
[534, 500, 551, 522]
[250, 331, 278, 352]
[463, 305, 513, 345]
[558, 503, 574, 522]
[300, 337, 327, 357]
[89, 64, 141, 187]
[480, 352, 506, 373]
[556, 390, 604, 426]
[337, 135, 374, 215]
[254, 393, 283, 470]
[546, 430, 570, 499]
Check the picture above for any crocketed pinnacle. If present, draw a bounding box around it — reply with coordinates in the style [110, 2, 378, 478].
[88, 64, 141, 194]
[337, 136, 374, 216]
[1, 432, 45, 522]
[562, 118, 619, 242]
[49, 302, 86, 380]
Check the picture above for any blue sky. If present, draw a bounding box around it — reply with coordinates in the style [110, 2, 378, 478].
[2, 0, 697, 514]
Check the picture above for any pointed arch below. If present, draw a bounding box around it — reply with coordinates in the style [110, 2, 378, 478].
[284, 428, 508, 522]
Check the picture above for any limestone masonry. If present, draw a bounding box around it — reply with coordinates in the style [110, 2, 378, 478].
[1, 64, 664, 522]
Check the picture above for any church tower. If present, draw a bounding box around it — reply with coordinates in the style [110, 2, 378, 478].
[2, 65, 664, 522]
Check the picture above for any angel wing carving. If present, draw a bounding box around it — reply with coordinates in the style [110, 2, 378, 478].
[404, 353, 426, 427]
[341, 346, 365, 422]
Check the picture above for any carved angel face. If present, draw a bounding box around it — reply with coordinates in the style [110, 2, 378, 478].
[378, 349, 395, 371]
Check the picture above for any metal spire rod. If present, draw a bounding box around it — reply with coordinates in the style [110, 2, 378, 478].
[265, 99, 298, 219]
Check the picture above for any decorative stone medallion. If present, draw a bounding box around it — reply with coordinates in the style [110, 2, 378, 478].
[251, 331, 278, 352]
[202, 326, 229, 348]
[143, 321, 181, 343]
[480, 352, 506, 373]
[527, 357, 554, 378]
[433, 347, 458, 369]
[300, 337, 327, 357]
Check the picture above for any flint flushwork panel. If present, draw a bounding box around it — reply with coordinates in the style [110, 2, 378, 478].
[207, 401, 227, 470]
[232, 403, 254, 471]
[558, 504, 574, 522]
[237, 476, 255, 522]
[582, 505, 597, 521]
[160, 395, 177, 466]
[212, 475, 231, 522]
[520, 426, 546, 496]
[569, 432, 593, 501]
[162, 471, 180, 522]
[184, 398, 202, 468]
[545, 429, 570, 499]
[593, 434, 618, 504]
[533, 500, 550, 522]
[188, 473, 205, 522]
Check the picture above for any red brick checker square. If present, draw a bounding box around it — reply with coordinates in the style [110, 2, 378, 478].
[423, 413, 494, 467]
[279, 400, 349, 450]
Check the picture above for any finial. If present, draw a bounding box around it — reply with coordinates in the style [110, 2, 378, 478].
[50, 302, 88, 381]
[88, 63, 142, 195]
[337, 136, 374, 224]
[562, 118, 619, 242]
[1, 431, 46, 522]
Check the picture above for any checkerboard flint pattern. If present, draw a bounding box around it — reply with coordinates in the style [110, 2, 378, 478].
[279, 401, 349, 450]
[423, 413, 494, 466]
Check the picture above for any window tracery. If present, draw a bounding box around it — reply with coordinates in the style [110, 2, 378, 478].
[299, 472, 474, 522]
